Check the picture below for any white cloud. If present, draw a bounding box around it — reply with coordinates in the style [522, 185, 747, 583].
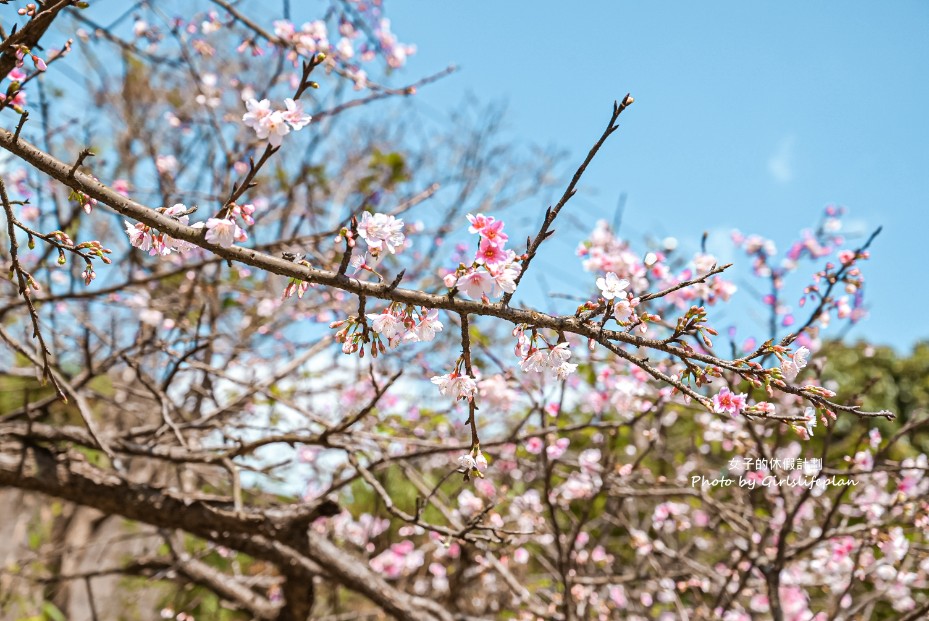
[768, 135, 796, 183]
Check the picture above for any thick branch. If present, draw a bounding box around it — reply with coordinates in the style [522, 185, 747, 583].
[0, 441, 457, 621]
[0, 1, 73, 79]
[0, 125, 889, 421]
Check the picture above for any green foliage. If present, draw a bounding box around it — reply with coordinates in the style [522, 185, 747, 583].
[821, 340, 929, 453]
[358, 149, 409, 195]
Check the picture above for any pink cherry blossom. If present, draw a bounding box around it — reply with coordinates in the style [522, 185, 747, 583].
[457, 454, 477, 471]
[712, 387, 747, 416]
[693, 253, 717, 275]
[282, 97, 312, 129]
[781, 346, 810, 381]
[476, 237, 508, 266]
[524, 437, 544, 454]
[430, 372, 478, 401]
[520, 342, 577, 379]
[546, 437, 570, 460]
[124, 204, 194, 256]
[838, 249, 856, 265]
[242, 98, 272, 129]
[491, 262, 521, 295]
[258, 111, 290, 146]
[456, 269, 495, 300]
[356, 212, 405, 256]
[802, 406, 817, 438]
[457, 489, 483, 517]
[125, 221, 152, 252]
[478, 218, 508, 247]
[367, 312, 405, 340]
[466, 213, 495, 235]
[613, 296, 637, 323]
[404, 309, 443, 342]
[204, 217, 247, 248]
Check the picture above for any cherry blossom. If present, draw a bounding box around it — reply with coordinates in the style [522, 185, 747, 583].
[242, 97, 272, 130]
[430, 372, 478, 401]
[356, 211, 405, 256]
[781, 346, 810, 381]
[404, 308, 443, 342]
[595, 271, 629, 300]
[546, 437, 570, 460]
[478, 218, 508, 247]
[124, 204, 195, 256]
[478, 374, 518, 412]
[124, 221, 152, 252]
[282, 97, 312, 129]
[613, 296, 638, 323]
[801, 406, 818, 438]
[476, 237, 508, 266]
[257, 111, 290, 146]
[367, 311, 405, 340]
[520, 342, 578, 379]
[693, 253, 717, 274]
[204, 217, 247, 248]
[712, 387, 747, 416]
[242, 97, 312, 146]
[491, 260, 521, 294]
[466, 213, 495, 235]
[455, 269, 495, 299]
[457, 447, 488, 479]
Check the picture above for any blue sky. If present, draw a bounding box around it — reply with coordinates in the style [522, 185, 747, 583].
[381, 1, 929, 350]
[38, 1, 927, 350]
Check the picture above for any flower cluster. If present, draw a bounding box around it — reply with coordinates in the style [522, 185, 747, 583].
[366, 305, 443, 347]
[577, 220, 649, 290]
[712, 387, 747, 417]
[273, 19, 331, 58]
[242, 97, 311, 147]
[332, 305, 441, 357]
[579, 219, 737, 311]
[203, 217, 247, 248]
[124, 204, 195, 256]
[430, 371, 478, 402]
[595, 271, 643, 325]
[779, 345, 810, 381]
[444, 213, 523, 301]
[272, 12, 415, 74]
[457, 446, 488, 480]
[356, 211, 406, 257]
[11, 43, 47, 73]
[368, 305, 442, 347]
[198, 201, 257, 248]
[368, 540, 424, 580]
[514, 326, 578, 380]
[802, 247, 870, 326]
[732, 205, 871, 329]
